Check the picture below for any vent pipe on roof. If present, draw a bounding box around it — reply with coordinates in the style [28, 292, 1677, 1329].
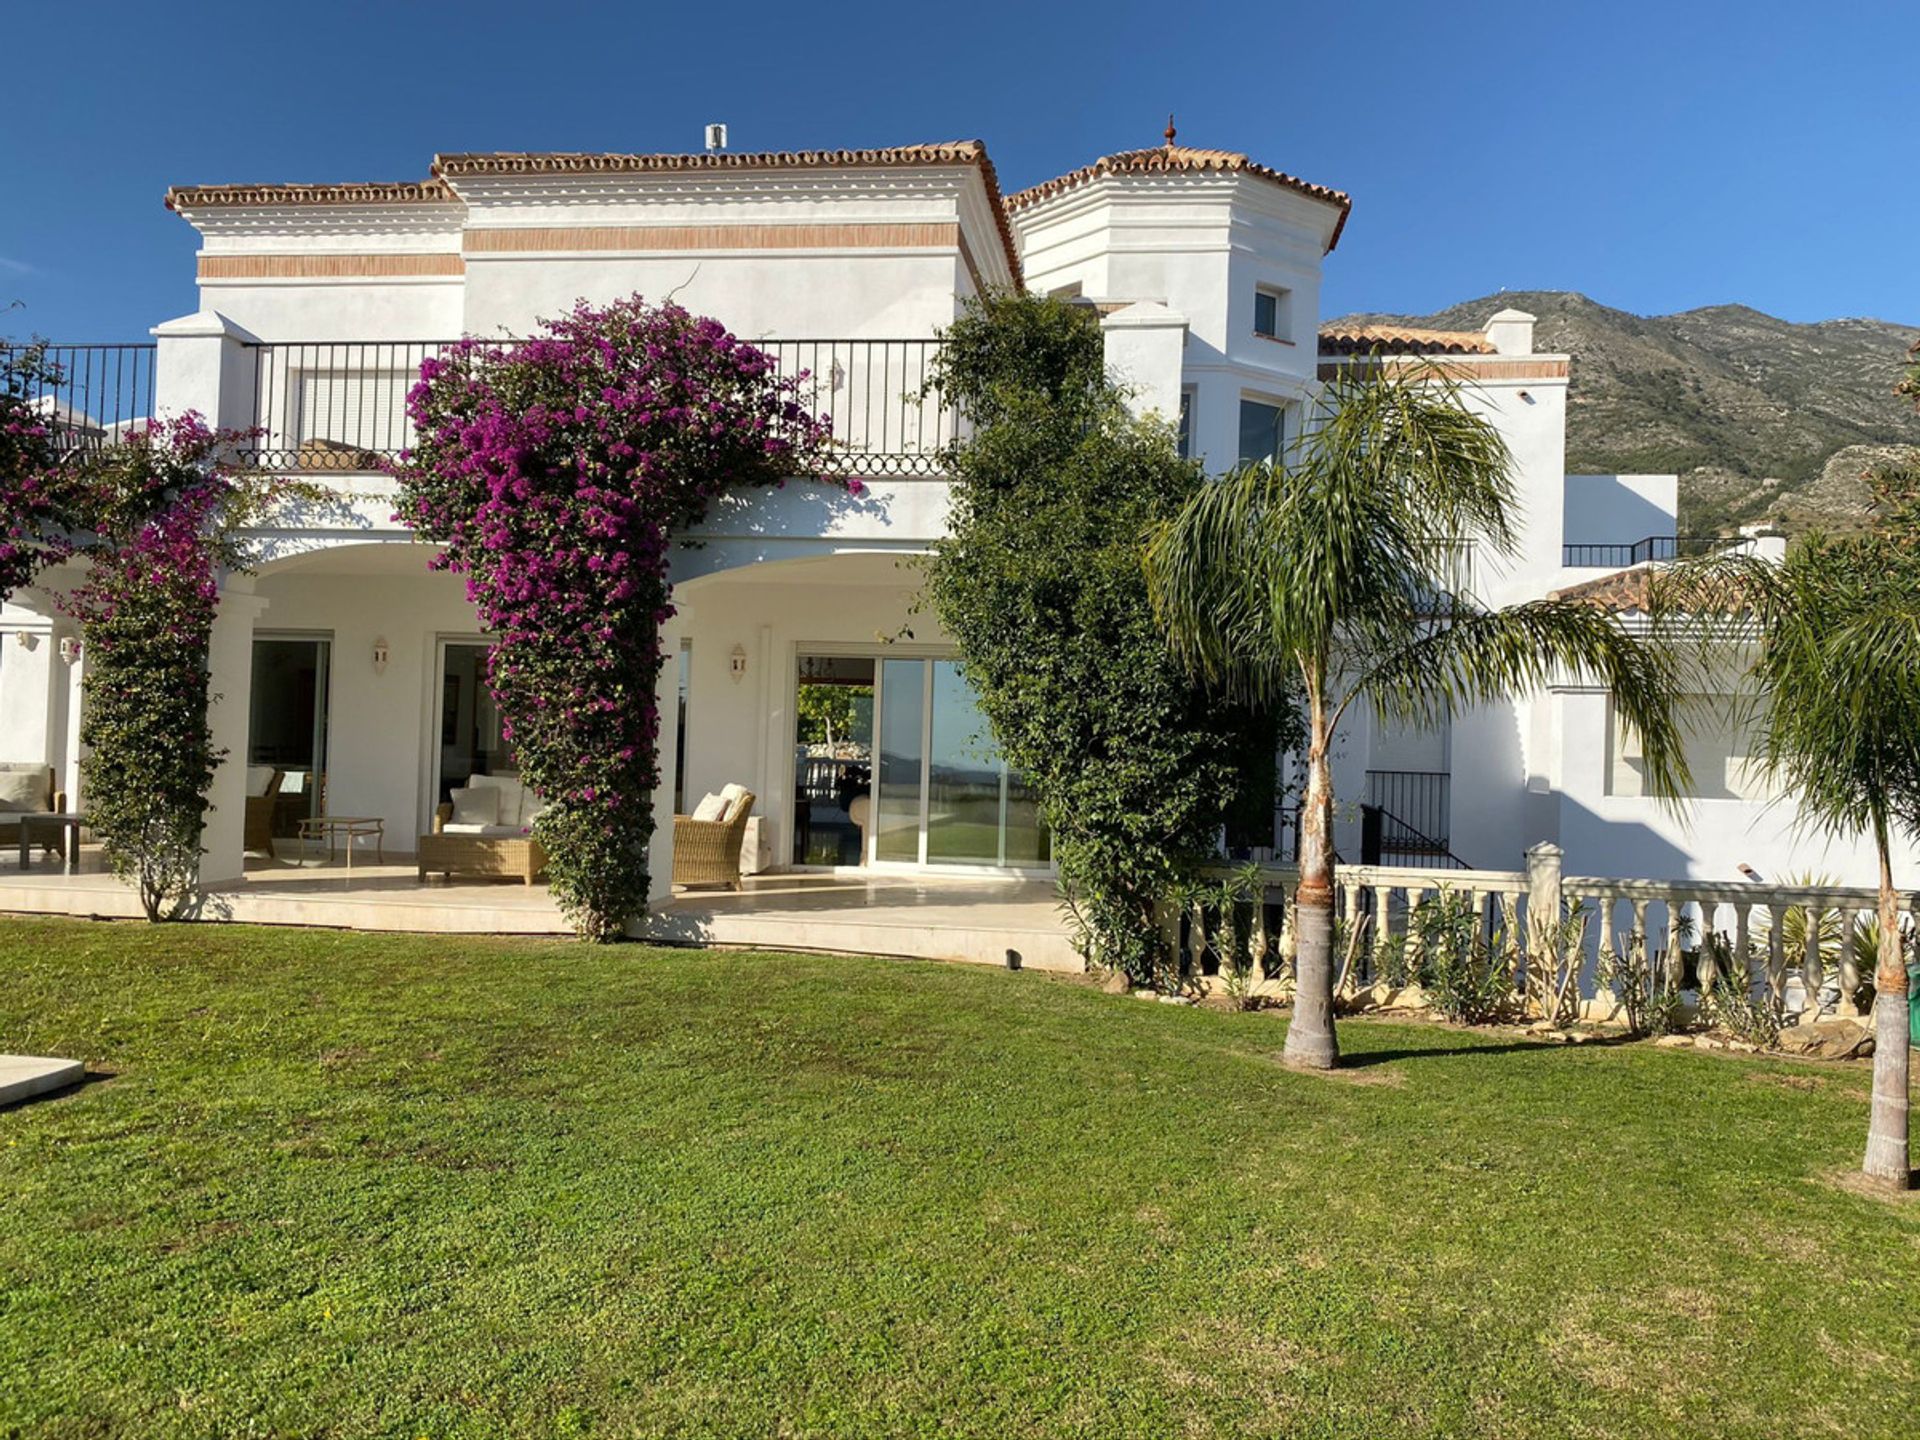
[705, 123, 728, 154]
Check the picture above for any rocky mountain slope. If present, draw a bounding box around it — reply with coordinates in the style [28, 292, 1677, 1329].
[1330, 291, 1920, 532]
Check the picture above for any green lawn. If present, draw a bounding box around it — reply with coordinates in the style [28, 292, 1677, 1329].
[2, 919, 1915, 1439]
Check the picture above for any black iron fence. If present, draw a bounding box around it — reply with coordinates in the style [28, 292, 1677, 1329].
[234, 336, 962, 475]
[1365, 770, 1448, 845]
[1562, 534, 1740, 567]
[0, 343, 157, 455]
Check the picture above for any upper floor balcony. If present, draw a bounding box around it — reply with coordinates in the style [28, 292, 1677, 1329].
[4, 336, 965, 480]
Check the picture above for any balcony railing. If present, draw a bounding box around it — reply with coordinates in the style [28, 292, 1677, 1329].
[1562, 534, 1744, 568]
[236, 337, 963, 476]
[0, 343, 157, 456]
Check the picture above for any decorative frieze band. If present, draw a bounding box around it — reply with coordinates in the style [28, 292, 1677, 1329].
[198, 253, 465, 279]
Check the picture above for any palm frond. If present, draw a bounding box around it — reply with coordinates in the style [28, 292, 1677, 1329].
[1350, 599, 1693, 802]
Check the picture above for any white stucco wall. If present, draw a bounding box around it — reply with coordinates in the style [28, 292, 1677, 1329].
[1563, 474, 1679, 550]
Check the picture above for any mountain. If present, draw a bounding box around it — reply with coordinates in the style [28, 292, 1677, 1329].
[1329, 291, 1920, 533]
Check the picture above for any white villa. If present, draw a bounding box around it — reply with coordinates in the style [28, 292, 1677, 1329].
[2, 133, 1910, 957]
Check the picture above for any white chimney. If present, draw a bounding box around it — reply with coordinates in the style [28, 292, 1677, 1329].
[705, 123, 728, 154]
[1483, 307, 1536, 357]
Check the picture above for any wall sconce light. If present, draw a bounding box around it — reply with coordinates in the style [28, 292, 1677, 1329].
[57, 636, 81, 665]
[729, 643, 748, 683]
[372, 637, 391, 675]
[13, 630, 35, 651]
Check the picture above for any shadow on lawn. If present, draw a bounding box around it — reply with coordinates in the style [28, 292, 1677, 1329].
[0, 1067, 116, 1113]
[1338, 1034, 1641, 1068]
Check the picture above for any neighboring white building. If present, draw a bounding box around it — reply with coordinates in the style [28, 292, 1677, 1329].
[2, 135, 1908, 905]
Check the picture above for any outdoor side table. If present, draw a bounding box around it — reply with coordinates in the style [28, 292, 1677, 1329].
[296, 816, 385, 869]
[18, 813, 83, 873]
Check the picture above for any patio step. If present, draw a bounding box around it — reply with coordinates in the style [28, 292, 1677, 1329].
[0, 1055, 84, 1107]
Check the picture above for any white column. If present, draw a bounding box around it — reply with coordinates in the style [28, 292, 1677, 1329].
[644, 614, 684, 911]
[0, 606, 58, 765]
[202, 583, 268, 886]
[150, 311, 260, 432]
[1100, 301, 1189, 433]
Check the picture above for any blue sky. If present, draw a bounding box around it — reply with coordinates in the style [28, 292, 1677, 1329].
[4, 1, 1913, 339]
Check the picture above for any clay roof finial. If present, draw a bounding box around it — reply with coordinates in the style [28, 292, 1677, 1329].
[1164, 113, 1177, 148]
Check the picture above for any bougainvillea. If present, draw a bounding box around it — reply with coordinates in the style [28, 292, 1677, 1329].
[45, 415, 285, 920]
[398, 297, 834, 941]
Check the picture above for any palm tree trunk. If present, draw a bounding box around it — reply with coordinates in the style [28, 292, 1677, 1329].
[1864, 824, 1911, 1189]
[1283, 683, 1340, 1070]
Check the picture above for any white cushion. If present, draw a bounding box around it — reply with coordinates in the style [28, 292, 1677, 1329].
[466, 773, 528, 825]
[441, 822, 525, 838]
[448, 786, 498, 827]
[244, 765, 277, 798]
[690, 791, 727, 822]
[518, 796, 546, 833]
[0, 767, 47, 814]
[718, 782, 751, 822]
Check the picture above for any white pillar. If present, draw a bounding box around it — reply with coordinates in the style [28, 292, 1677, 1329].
[202, 583, 268, 886]
[150, 311, 260, 432]
[1100, 301, 1189, 433]
[0, 607, 59, 765]
[644, 614, 684, 912]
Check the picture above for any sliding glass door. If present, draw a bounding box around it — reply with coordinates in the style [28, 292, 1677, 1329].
[247, 635, 331, 830]
[842, 656, 1048, 871]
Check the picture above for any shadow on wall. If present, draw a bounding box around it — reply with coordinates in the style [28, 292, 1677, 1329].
[692, 479, 892, 539]
[1554, 792, 1715, 884]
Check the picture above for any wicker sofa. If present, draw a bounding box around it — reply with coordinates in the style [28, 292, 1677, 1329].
[0, 763, 67, 861]
[673, 786, 756, 890]
[417, 772, 549, 885]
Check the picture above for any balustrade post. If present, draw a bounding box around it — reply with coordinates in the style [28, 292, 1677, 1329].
[150, 311, 260, 440]
[1524, 842, 1564, 1009]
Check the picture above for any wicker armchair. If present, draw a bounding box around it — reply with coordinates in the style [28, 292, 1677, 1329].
[673, 790, 756, 890]
[243, 768, 284, 856]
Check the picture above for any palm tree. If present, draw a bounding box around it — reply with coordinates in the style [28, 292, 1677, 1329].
[1654, 508, 1920, 1190]
[1145, 360, 1687, 1071]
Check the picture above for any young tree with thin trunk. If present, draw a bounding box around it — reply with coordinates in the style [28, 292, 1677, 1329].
[1658, 466, 1920, 1189]
[1145, 360, 1687, 1070]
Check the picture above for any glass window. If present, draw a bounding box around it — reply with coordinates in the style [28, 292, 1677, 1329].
[875, 658, 926, 862]
[1238, 399, 1285, 466]
[437, 642, 512, 804]
[792, 654, 875, 866]
[927, 661, 1004, 866]
[1254, 290, 1280, 338]
[1176, 389, 1194, 459]
[1607, 694, 1773, 801]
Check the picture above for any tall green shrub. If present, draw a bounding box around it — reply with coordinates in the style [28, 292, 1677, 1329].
[926, 293, 1287, 982]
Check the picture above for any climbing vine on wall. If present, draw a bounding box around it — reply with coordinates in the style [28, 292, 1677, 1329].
[398, 297, 834, 942]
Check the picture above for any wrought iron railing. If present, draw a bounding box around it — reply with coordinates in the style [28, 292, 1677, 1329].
[234, 336, 962, 476]
[1366, 770, 1449, 846]
[0, 342, 157, 456]
[1562, 534, 1742, 568]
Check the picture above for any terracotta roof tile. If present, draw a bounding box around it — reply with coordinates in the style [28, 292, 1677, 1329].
[1005, 145, 1351, 250]
[165, 180, 455, 211]
[1318, 323, 1496, 356]
[1549, 565, 1657, 612]
[431, 143, 1020, 282]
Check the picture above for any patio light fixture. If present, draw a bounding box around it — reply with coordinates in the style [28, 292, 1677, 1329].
[372, 637, 391, 675]
[730, 644, 748, 682]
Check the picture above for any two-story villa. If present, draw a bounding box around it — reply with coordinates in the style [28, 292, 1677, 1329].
[2, 134, 1908, 954]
